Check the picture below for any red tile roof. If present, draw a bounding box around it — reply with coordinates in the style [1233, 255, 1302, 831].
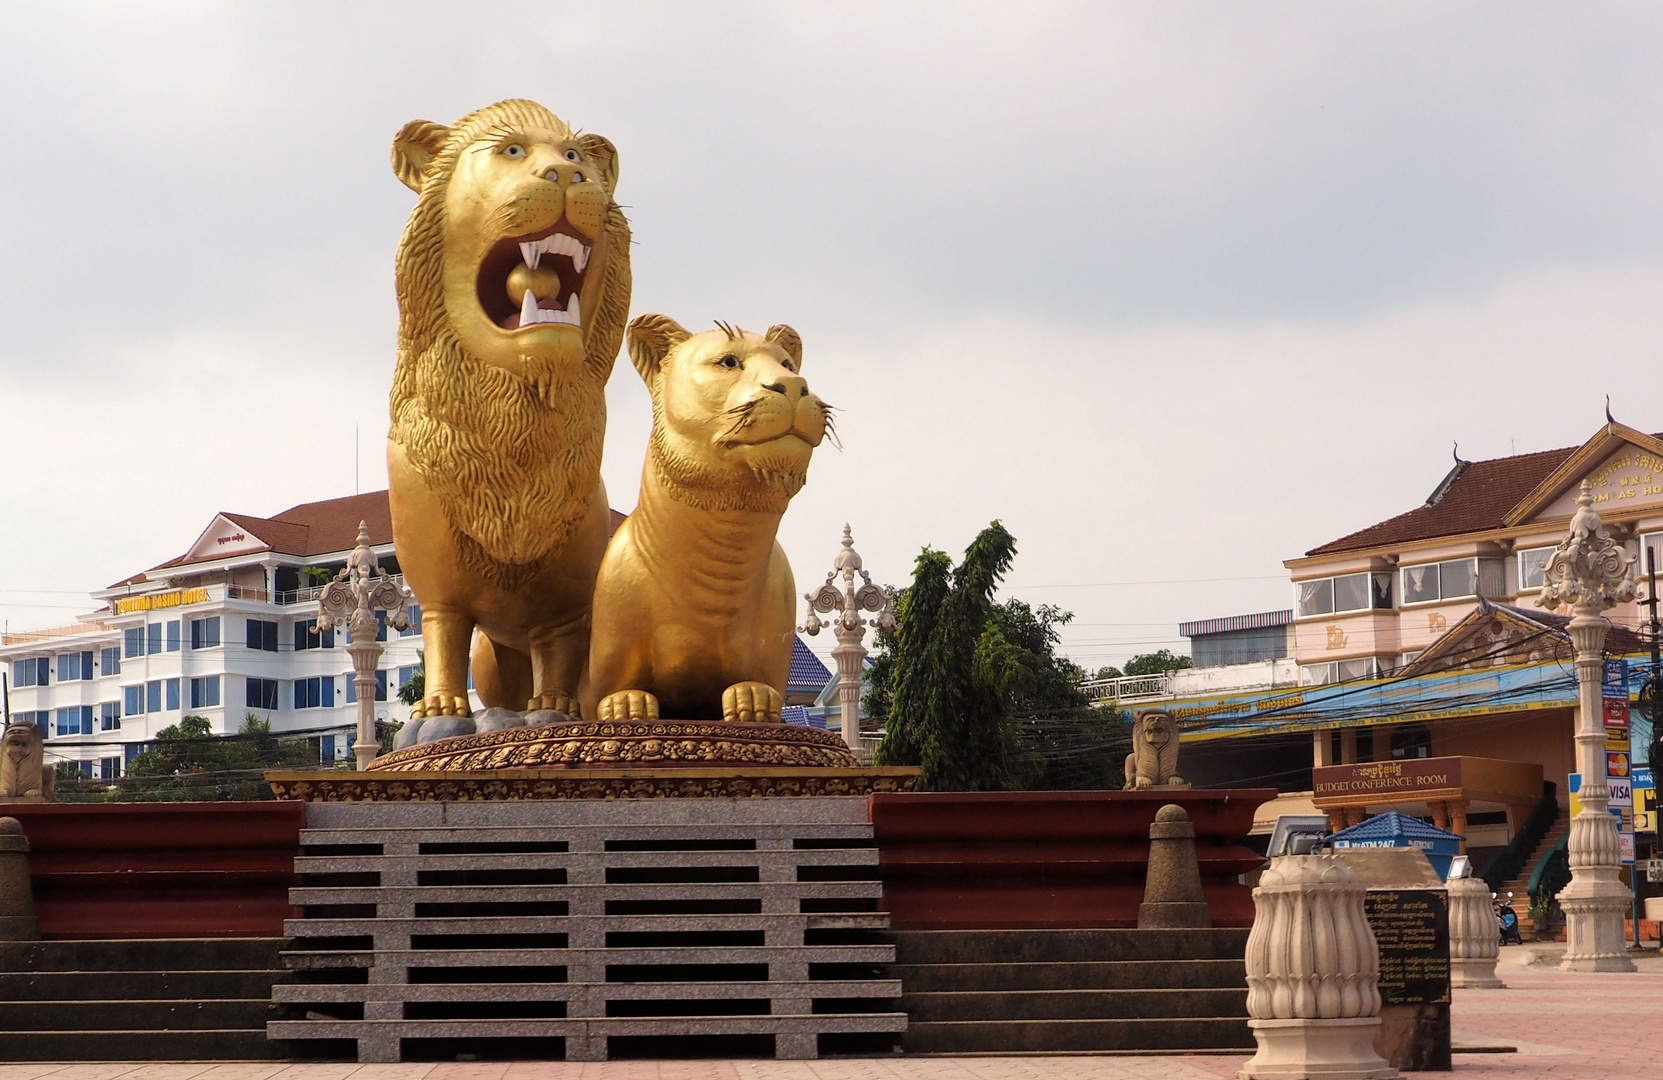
[118, 492, 629, 585]
[1305, 446, 1578, 557]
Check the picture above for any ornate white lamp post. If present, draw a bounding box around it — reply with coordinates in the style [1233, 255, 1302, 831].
[800, 525, 894, 751]
[1539, 480, 1637, 972]
[316, 522, 413, 771]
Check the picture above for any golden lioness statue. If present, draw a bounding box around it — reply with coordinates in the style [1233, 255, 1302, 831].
[1, 721, 54, 802]
[584, 315, 827, 723]
[1124, 709, 1188, 790]
[387, 99, 631, 719]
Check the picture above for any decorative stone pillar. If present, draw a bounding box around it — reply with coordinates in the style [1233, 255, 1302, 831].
[0, 818, 40, 941]
[1539, 480, 1637, 972]
[1138, 804, 1211, 929]
[316, 522, 413, 771]
[1239, 855, 1397, 1080]
[799, 525, 894, 751]
[1445, 876, 1503, 989]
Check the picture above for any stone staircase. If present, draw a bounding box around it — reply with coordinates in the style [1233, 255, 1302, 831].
[269, 798, 905, 1062]
[893, 928, 1252, 1054]
[1498, 808, 1568, 931]
[0, 937, 290, 1060]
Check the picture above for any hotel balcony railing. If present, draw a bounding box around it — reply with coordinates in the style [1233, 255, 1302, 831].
[1081, 656, 1300, 706]
[274, 574, 405, 606]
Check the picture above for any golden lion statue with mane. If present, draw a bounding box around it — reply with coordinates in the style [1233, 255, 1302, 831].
[387, 99, 630, 719]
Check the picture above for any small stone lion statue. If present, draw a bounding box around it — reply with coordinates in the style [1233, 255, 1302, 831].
[1124, 709, 1188, 790]
[584, 315, 828, 724]
[1, 721, 54, 802]
[385, 98, 632, 721]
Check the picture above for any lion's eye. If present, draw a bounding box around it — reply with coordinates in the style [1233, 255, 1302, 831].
[717, 354, 741, 370]
[503, 144, 527, 158]
[781, 360, 796, 372]
[564, 149, 581, 162]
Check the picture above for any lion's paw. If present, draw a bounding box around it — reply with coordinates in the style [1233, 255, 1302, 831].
[722, 682, 783, 724]
[597, 690, 659, 722]
[412, 692, 470, 721]
[527, 691, 580, 718]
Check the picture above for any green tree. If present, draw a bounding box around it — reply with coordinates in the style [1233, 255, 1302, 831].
[1092, 665, 1123, 682]
[1122, 649, 1193, 677]
[120, 714, 316, 801]
[398, 651, 425, 706]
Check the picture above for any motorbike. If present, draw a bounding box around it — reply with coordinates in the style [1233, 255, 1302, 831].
[1494, 891, 1523, 945]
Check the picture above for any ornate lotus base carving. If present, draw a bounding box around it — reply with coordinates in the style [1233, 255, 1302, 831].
[265, 765, 920, 802]
[365, 717, 863, 772]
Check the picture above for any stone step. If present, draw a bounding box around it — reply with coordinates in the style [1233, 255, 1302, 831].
[0, 1029, 286, 1061]
[0, 938, 286, 973]
[892, 959, 1246, 992]
[901, 1016, 1254, 1054]
[900, 987, 1248, 1022]
[0, 969, 290, 1001]
[892, 929, 1248, 966]
[0, 998, 277, 1032]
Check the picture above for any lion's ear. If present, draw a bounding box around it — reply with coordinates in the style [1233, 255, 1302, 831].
[765, 325, 803, 369]
[628, 314, 690, 386]
[392, 120, 451, 192]
[578, 133, 620, 192]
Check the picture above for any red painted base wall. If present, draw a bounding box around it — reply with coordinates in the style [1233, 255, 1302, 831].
[869, 789, 1275, 929]
[1, 802, 303, 938]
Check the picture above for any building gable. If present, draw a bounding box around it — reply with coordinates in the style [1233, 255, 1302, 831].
[1503, 423, 1663, 526]
[180, 513, 271, 562]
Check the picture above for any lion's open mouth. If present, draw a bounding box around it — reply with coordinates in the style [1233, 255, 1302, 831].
[476, 219, 594, 331]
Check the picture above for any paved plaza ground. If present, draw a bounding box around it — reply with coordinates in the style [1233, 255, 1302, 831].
[1, 947, 1658, 1080]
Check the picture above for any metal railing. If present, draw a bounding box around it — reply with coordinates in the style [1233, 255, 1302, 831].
[1081, 672, 1170, 705]
[0, 621, 109, 645]
[275, 574, 405, 606]
[1079, 657, 1300, 705]
[225, 585, 270, 602]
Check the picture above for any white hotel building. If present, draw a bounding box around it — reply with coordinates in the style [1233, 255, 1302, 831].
[1, 492, 426, 777]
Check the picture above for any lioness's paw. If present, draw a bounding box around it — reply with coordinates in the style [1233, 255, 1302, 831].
[722, 682, 783, 724]
[597, 690, 659, 722]
[527, 691, 580, 717]
[412, 692, 470, 721]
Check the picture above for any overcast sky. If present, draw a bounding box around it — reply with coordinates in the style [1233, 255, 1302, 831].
[5, 3, 1663, 671]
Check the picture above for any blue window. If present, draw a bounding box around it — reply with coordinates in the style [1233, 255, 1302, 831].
[165, 620, 180, 652]
[246, 619, 278, 652]
[293, 676, 334, 710]
[190, 617, 220, 649]
[402, 605, 422, 636]
[398, 665, 416, 691]
[124, 685, 145, 716]
[319, 735, 336, 762]
[57, 652, 93, 681]
[100, 647, 121, 677]
[295, 619, 335, 651]
[100, 702, 121, 731]
[375, 611, 388, 642]
[146, 680, 162, 714]
[165, 678, 180, 711]
[54, 706, 93, 737]
[11, 658, 49, 687]
[124, 743, 141, 766]
[99, 757, 120, 780]
[146, 623, 162, 655]
[124, 628, 143, 659]
[246, 677, 279, 710]
[189, 676, 220, 709]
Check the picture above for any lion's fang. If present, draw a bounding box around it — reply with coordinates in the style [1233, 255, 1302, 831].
[519, 242, 542, 270]
[520, 287, 539, 327]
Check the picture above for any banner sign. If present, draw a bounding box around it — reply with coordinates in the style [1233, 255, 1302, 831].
[1175, 663, 1581, 742]
[1605, 660, 1630, 700]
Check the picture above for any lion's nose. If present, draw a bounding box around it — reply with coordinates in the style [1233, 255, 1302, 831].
[763, 375, 808, 398]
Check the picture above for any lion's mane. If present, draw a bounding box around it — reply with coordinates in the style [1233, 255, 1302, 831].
[388, 99, 632, 588]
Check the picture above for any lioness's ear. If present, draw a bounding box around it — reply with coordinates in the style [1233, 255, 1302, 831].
[392, 120, 451, 192]
[578, 133, 620, 192]
[628, 314, 690, 386]
[765, 325, 803, 369]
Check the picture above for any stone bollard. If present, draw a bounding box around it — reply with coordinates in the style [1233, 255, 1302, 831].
[1239, 854, 1397, 1080]
[0, 817, 40, 941]
[1446, 876, 1504, 989]
[1139, 803, 1211, 928]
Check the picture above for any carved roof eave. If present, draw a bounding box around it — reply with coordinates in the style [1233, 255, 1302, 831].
[1501, 422, 1663, 528]
[1398, 601, 1564, 678]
